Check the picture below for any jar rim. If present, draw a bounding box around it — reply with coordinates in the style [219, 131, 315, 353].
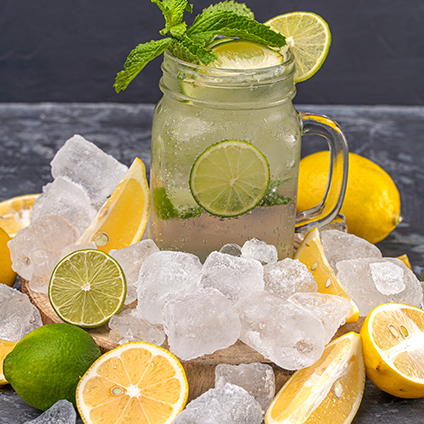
[163, 47, 295, 79]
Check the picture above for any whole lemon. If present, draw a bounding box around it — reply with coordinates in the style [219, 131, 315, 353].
[3, 323, 101, 411]
[0, 226, 16, 287]
[297, 151, 401, 244]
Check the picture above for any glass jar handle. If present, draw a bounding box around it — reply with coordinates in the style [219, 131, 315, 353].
[295, 112, 349, 232]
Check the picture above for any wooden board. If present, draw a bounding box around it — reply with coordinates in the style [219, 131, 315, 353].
[21, 276, 363, 402]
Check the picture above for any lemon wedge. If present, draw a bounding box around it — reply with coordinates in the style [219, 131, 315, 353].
[77, 157, 150, 253]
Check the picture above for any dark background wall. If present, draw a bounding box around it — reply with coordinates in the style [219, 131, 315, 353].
[1, 0, 423, 105]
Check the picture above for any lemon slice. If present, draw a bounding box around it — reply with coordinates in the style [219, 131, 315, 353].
[0, 193, 39, 237]
[397, 254, 412, 270]
[208, 39, 284, 69]
[265, 332, 365, 424]
[49, 249, 126, 328]
[189, 140, 270, 217]
[294, 228, 359, 323]
[0, 339, 18, 385]
[265, 12, 331, 82]
[76, 341, 189, 424]
[77, 157, 150, 253]
[360, 303, 424, 398]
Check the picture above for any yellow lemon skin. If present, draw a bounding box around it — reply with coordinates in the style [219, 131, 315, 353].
[360, 303, 424, 399]
[297, 151, 401, 244]
[0, 226, 17, 287]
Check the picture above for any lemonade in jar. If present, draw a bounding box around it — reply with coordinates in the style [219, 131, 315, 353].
[115, 2, 348, 260]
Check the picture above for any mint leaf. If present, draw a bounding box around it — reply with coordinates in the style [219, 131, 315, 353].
[169, 22, 187, 38]
[178, 35, 217, 65]
[259, 179, 292, 207]
[197, 1, 254, 20]
[187, 11, 286, 48]
[114, 38, 172, 93]
[153, 0, 191, 35]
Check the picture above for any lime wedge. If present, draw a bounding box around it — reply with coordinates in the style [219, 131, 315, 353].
[49, 249, 126, 328]
[265, 12, 331, 82]
[208, 40, 284, 69]
[189, 140, 270, 217]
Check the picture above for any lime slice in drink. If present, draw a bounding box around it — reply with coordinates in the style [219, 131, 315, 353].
[265, 12, 331, 82]
[189, 140, 270, 217]
[49, 249, 126, 328]
[208, 40, 284, 69]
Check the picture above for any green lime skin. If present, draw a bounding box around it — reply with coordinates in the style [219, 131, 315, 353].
[3, 323, 101, 411]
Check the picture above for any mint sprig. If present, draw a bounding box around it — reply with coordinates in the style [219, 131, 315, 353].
[114, 0, 286, 93]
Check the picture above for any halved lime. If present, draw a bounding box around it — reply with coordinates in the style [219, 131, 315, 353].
[208, 40, 284, 69]
[49, 249, 126, 328]
[265, 12, 331, 82]
[189, 140, 270, 217]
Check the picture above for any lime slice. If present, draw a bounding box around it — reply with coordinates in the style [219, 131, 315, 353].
[208, 40, 284, 69]
[49, 249, 126, 328]
[265, 12, 331, 82]
[153, 187, 202, 220]
[189, 140, 270, 217]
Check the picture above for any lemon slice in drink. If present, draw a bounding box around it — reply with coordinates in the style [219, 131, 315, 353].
[76, 341, 188, 424]
[265, 332, 365, 424]
[208, 39, 284, 69]
[265, 12, 331, 82]
[360, 303, 424, 398]
[189, 140, 270, 217]
[49, 249, 126, 328]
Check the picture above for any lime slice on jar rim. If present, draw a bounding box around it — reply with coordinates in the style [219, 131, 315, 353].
[265, 11, 331, 82]
[49, 249, 126, 328]
[189, 140, 270, 218]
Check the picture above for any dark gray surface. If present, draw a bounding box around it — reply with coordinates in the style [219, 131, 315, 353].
[0, 103, 423, 422]
[1, 1, 424, 105]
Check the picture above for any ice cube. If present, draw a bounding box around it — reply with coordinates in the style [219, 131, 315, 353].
[215, 363, 275, 412]
[219, 243, 242, 257]
[235, 291, 325, 370]
[336, 257, 423, 316]
[60, 242, 97, 258]
[241, 237, 278, 265]
[23, 399, 76, 424]
[31, 177, 97, 234]
[136, 251, 202, 324]
[8, 215, 80, 281]
[108, 308, 165, 346]
[110, 239, 160, 305]
[163, 288, 241, 360]
[174, 383, 263, 424]
[200, 251, 264, 305]
[0, 285, 42, 341]
[288, 293, 351, 344]
[263, 258, 317, 300]
[50, 134, 128, 206]
[321, 230, 382, 271]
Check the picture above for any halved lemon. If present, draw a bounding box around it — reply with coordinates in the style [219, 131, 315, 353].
[0, 193, 39, 237]
[0, 339, 18, 385]
[265, 12, 331, 82]
[77, 158, 150, 253]
[294, 227, 359, 323]
[76, 341, 189, 424]
[265, 332, 365, 424]
[49, 249, 126, 328]
[189, 140, 270, 217]
[360, 303, 424, 398]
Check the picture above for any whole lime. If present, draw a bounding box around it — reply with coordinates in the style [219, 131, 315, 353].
[3, 323, 101, 411]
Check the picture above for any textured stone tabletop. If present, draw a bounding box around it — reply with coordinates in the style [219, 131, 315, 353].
[0, 103, 423, 422]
